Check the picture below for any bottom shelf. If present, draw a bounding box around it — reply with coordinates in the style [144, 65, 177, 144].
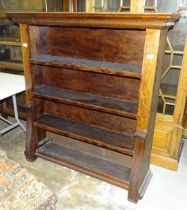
[36, 141, 131, 189]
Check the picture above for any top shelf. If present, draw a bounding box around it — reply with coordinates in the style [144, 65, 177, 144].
[31, 54, 141, 79]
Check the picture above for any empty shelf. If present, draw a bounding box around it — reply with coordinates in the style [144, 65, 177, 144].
[34, 114, 134, 156]
[34, 86, 137, 119]
[31, 54, 141, 78]
[37, 141, 131, 189]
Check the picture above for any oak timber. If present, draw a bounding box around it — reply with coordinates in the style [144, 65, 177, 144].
[35, 113, 134, 155]
[9, 12, 180, 203]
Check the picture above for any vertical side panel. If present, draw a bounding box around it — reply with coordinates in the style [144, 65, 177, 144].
[137, 29, 167, 132]
[128, 28, 167, 203]
[20, 24, 32, 104]
[20, 24, 45, 161]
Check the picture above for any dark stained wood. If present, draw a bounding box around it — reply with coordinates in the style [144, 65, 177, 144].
[47, 132, 133, 168]
[12, 12, 179, 203]
[32, 66, 44, 88]
[30, 27, 145, 66]
[24, 104, 37, 161]
[35, 114, 134, 156]
[31, 54, 141, 78]
[29, 26, 40, 58]
[34, 65, 140, 102]
[24, 98, 46, 162]
[34, 86, 138, 119]
[44, 100, 137, 135]
[37, 141, 131, 189]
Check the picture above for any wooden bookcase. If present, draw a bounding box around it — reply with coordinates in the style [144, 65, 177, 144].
[8, 12, 179, 203]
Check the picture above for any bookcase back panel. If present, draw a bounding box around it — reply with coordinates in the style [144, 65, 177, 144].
[43, 100, 137, 135]
[32, 65, 44, 88]
[36, 66, 140, 102]
[29, 26, 145, 67]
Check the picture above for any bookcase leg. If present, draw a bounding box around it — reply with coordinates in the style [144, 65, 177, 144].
[25, 99, 46, 161]
[128, 159, 142, 203]
[128, 172, 142, 202]
[127, 133, 148, 203]
[128, 169, 152, 203]
[128, 184, 140, 203]
[24, 105, 37, 161]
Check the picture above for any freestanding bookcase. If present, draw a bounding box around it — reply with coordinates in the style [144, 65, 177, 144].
[9, 12, 179, 203]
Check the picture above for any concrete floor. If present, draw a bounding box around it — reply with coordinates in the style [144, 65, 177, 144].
[0, 120, 187, 210]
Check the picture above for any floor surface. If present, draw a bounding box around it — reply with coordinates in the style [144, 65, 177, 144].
[0, 120, 187, 210]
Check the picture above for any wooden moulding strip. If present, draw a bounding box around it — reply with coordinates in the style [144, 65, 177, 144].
[8, 13, 180, 30]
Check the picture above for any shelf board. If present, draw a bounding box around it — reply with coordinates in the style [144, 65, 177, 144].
[34, 86, 137, 119]
[31, 54, 141, 79]
[36, 141, 131, 189]
[0, 37, 21, 46]
[0, 60, 23, 71]
[35, 114, 134, 156]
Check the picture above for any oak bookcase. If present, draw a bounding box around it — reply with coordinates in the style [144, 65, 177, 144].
[8, 12, 179, 203]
